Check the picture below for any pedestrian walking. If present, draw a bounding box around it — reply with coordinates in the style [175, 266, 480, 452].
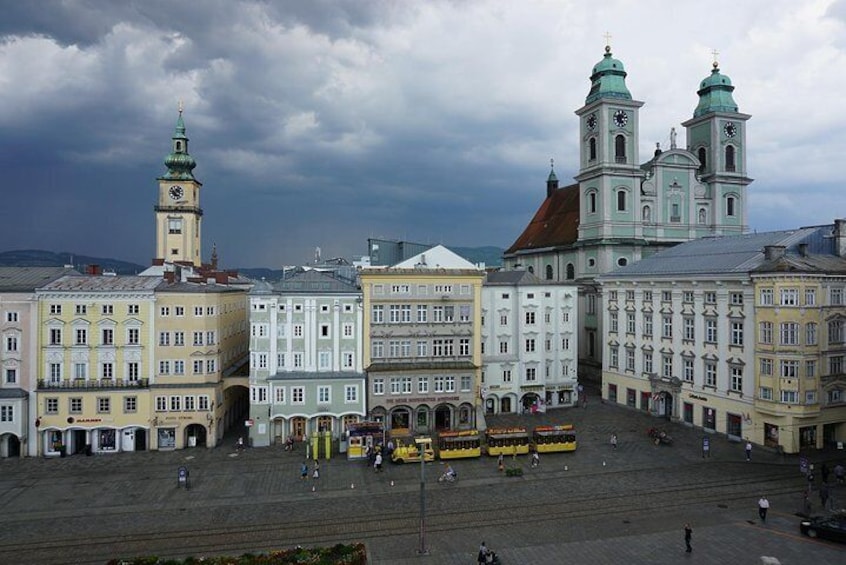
[374, 452, 383, 472]
[745, 441, 752, 462]
[497, 453, 504, 472]
[478, 541, 488, 564]
[758, 495, 769, 522]
[312, 460, 320, 480]
[610, 433, 618, 449]
[531, 451, 539, 468]
[300, 461, 308, 480]
[820, 483, 830, 510]
[802, 491, 813, 517]
[684, 523, 692, 553]
[836, 463, 845, 485]
[821, 462, 830, 484]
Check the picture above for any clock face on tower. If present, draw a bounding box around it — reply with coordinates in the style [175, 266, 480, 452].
[586, 113, 597, 131]
[723, 122, 737, 138]
[613, 109, 628, 128]
[169, 185, 184, 200]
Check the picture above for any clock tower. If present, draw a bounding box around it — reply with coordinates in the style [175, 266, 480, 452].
[155, 107, 203, 266]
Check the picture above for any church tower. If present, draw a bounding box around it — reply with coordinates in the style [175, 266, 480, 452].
[155, 107, 203, 266]
[681, 57, 751, 234]
[574, 45, 645, 254]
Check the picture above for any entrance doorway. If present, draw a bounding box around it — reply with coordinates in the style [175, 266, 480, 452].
[134, 428, 147, 451]
[434, 405, 451, 430]
[291, 417, 307, 440]
[72, 429, 87, 454]
[2, 434, 21, 457]
[185, 424, 207, 447]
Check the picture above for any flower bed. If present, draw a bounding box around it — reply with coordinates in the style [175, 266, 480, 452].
[107, 543, 367, 565]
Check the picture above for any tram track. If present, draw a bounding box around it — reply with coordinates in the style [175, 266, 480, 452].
[0, 464, 804, 564]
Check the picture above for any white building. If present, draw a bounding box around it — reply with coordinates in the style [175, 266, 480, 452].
[481, 270, 579, 415]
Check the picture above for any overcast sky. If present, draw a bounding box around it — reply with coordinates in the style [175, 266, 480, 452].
[1, 0, 844, 268]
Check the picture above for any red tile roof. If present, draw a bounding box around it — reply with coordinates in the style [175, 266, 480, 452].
[505, 184, 580, 255]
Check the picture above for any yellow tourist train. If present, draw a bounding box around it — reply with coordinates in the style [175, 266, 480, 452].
[388, 428, 435, 464]
[436, 429, 482, 459]
[484, 427, 530, 456]
[532, 424, 577, 453]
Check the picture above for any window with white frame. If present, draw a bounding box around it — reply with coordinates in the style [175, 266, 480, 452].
[159, 331, 170, 346]
[293, 353, 303, 368]
[806, 360, 816, 378]
[502, 369, 512, 383]
[184, 396, 195, 411]
[418, 377, 428, 393]
[97, 397, 111, 413]
[293, 325, 303, 338]
[445, 376, 455, 391]
[662, 316, 673, 339]
[193, 360, 203, 374]
[780, 390, 798, 404]
[373, 378, 384, 395]
[759, 288, 773, 306]
[434, 376, 444, 392]
[74, 363, 87, 380]
[173, 360, 184, 374]
[643, 352, 653, 374]
[704, 362, 717, 387]
[831, 287, 843, 306]
[0, 405, 13, 423]
[343, 352, 354, 368]
[74, 328, 87, 345]
[274, 386, 286, 403]
[609, 346, 618, 368]
[155, 396, 167, 411]
[829, 320, 845, 345]
[806, 322, 817, 345]
[318, 386, 330, 404]
[829, 355, 843, 375]
[759, 387, 772, 401]
[372, 305, 384, 323]
[416, 341, 427, 357]
[525, 338, 536, 353]
[730, 367, 743, 392]
[805, 288, 816, 306]
[626, 348, 635, 371]
[318, 351, 331, 369]
[609, 313, 618, 333]
[643, 314, 653, 336]
[780, 288, 798, 306]
[704, 291, 716, 304]
[806, 391, 817, 404]
[781, 360, 799, 379]
[730, 292, 743, 306]
[759, 321, 773, 344]
[343, 323, 354, 338]
[627, 313, 636, 334]
[780, 322, 798, 345]
[5, 335, 18, 352]
[174, 331, 184, 346]
[683, 317, 695, 341]
[401, 377, 412, 394]
[46, 397, 58, 414]
[6, 312, 19, 323]
[525, 367, 536, 382]
[683, 359, 694, 382]
[206, 359, 216, 373]
[460, 375, 471, 391]
[760, 358, 773, 376]
[127, 328, 140, 345]
[70, 397, 82, 413]
[345, 385, 358, 403]
[662, 356, 673, 378]
[730, 321, 743, 346]
[292, 387, 305, 404]
[5, 369, 16, 384]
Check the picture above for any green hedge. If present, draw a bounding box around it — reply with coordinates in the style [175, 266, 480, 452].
[107, 543, 367, 565]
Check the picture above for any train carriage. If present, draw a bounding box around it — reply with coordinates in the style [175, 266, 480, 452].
[533, 424, 577, 453]
[484, 427, 530, 456]
[437, 429, 482, 460]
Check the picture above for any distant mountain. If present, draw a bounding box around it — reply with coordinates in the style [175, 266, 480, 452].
[448, 246, 504, 267]
[0, 245, 504, 280]
[0, 250, 146, 275]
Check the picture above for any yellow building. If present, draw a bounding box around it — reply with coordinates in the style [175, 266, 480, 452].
[151, 280, 249, 449]
[752, 240, 846, 452]
[34, 274, 160, 456]
[361, 245, 484, 434]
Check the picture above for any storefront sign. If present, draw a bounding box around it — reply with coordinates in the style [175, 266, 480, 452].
[689, 393, 708, 401]
[76, 418, 103, 423]
[385, 395, 461, 405]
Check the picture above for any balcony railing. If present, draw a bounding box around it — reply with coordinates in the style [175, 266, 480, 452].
[37, 378, 150, 390]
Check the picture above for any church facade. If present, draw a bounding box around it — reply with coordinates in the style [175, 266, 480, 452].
[504, 46, 752, 376]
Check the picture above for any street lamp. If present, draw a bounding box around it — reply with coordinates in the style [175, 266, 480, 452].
[415, 437, 432, 555]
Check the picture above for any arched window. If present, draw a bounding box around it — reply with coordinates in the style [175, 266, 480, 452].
[566, 263, 575, 280]
[642, 205, 651, 222]
[697, 147, 706, 173]
[616, 190, 626, 212]
[545, 265, 554, 280]
[615, 135, 626, 163]
[588, 191, 597, 214]
[589, 138, 597, 161]
[727, 196, 736, 217]
[725, 145, 736, 171]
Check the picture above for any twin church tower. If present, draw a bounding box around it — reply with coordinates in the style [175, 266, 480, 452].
[504, 46, 753, 369]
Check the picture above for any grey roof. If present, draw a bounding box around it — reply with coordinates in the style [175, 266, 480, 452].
[0, 267, 78, 292]
[485, 270, 543, 286]
[600, 226, 831, 279]
[0, 388, 28, 399]
[267, 269, 360, 294]
[156, 281, 246, 294]
[38, 274, 163, 292]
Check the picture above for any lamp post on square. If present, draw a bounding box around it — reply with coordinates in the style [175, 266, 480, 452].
[415, 437, 432, 555]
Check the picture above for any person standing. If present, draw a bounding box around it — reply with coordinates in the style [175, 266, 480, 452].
[312, 459, 320, 480]
[610, 433, 618, 449]
[684, 523, 692, 553]
[758, 495, 769, 522]
[374, 451, 383, 472]
[531, 451, 540, 468]
[300, 461, 308, 480]
[745, 441, 752, 462]
[477, 541, 488, 564]
[497, 453, 504, 472]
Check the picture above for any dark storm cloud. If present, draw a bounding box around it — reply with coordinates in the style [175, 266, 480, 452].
[0, 1, 842, 267]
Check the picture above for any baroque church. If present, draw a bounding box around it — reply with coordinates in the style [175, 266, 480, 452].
[503, 46, 752, 377]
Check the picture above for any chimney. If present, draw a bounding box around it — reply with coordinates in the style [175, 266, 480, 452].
[835, 219, 846, 258]
[763, 245, 786, 261]
[798, 243, 809, 257]
[86, 264, 102, 275]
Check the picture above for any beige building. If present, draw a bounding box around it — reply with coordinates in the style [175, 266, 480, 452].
[599, 221, 846, 453]
[751, 231, 846, 452]
[151, 280, 249, 449]
[34, 275, 160, 456]
[361, 245, 485, 434]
